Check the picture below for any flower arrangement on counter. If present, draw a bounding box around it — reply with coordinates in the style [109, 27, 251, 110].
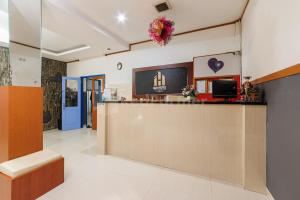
[149, 16, 175, 46]
[241, 76, 264, 102]
[182, 85, 197, 100]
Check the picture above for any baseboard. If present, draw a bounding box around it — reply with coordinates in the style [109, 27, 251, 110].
[267, 189, 275, 200]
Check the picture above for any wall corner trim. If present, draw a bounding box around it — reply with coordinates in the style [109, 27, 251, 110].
[241, 0, 250, 20]
[252, 63, 300, 85]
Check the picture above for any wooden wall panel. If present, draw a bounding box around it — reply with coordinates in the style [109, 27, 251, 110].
[252, 63, 300, 85]
[0, 86, 43, 162]
[0, 87, 9, 162]
[0, 173, 11, 200]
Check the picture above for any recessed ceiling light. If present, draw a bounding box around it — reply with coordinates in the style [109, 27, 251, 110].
[117, 12, 127, 23]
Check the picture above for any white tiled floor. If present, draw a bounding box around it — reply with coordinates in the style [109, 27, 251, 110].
[38, 128, 268, 200]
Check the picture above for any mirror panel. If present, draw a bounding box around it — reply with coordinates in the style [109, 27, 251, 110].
[0, 0, 9, 47]
[9, 0, 42, 87]
[0, 0, 10, 86]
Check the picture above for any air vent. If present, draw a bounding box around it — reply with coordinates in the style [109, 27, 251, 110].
[155, 1, 171, 12]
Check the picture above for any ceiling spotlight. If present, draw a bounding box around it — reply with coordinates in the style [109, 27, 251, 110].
[117, 13, 127, 23]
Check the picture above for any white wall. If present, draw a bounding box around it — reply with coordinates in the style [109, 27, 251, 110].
[242, 0, 300, 80]
[194, 52, 241, 78]
[8, 0, 42, 87]
[10, 43, 41, 87]
[68, 23, 241, 99]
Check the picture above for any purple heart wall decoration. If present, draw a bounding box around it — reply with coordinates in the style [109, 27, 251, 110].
[208, 58, 224, 73]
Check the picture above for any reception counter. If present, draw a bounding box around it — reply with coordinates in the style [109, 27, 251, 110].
[97, 101, 266, 194]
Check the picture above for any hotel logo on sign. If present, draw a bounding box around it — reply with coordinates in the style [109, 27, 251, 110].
[153, 71, 167, 93]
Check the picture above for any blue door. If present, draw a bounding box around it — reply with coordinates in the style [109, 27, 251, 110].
[62, 77, 81, 131]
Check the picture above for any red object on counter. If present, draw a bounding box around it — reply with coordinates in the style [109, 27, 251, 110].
[195, 75, 241, 102]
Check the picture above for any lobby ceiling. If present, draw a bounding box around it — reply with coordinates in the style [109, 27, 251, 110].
[3, 0, 248, 62]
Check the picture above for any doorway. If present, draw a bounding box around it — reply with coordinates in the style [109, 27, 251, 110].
[81, 75, 105, 130]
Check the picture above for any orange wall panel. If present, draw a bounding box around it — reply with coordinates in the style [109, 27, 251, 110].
[0, 86, 43, 162]
[0, 87, 9, 162]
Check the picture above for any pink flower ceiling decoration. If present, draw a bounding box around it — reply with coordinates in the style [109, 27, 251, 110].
[149, 16, 175, 46]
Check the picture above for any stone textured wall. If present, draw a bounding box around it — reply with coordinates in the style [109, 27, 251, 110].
[41, 57, 67, 131]
[0, 46, 11, 86]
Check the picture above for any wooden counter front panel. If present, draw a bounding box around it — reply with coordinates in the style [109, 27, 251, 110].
[244, 106, 267, 194]
[0, 86, 43, 162]
[105, 104, 244, 186]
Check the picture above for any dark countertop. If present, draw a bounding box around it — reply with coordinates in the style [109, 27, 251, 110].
[100, 100, 267, 105]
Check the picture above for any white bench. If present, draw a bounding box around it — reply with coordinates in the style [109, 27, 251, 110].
[0, 150, 64, 200]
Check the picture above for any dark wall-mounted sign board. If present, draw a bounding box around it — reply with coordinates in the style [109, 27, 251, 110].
[132, 62, 193, 99]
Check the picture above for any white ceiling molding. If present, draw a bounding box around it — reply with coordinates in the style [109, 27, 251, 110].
[47, 0, 129, 48]
[42, 45, 90, 56]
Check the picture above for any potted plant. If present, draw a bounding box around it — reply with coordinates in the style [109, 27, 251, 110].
[182, 85, 197, 101]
